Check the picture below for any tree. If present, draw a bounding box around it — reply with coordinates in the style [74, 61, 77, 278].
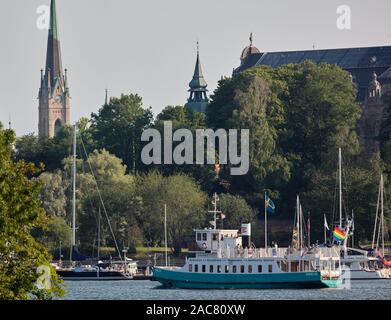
[90, 93, 153, 174]
[37, 216, 71, 254]
[379, 93, 391, 175]
[0, 123, 63, 299]
[13, 119, 97, 174]
[218, 193, 255, 230]
[136, 172, 207, 255]
[207, 68, 290, 202]
[38, 171, 67, 217]
[62, 149, 142, 256]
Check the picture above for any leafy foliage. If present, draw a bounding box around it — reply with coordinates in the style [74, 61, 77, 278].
[0, 124, 64, 300]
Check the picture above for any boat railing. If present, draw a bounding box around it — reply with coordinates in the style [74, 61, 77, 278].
[217, 247, 287, 259]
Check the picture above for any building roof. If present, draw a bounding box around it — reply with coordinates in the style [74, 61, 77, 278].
[234, 45, 391, 101]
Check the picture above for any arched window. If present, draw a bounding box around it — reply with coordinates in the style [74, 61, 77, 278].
[54, 119, 62, 136]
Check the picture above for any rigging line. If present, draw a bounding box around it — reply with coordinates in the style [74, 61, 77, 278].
[79, 136, 123, 260]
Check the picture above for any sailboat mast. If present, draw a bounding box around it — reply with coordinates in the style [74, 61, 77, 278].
[164, 204, 168, 267]
[71, 124, 77, 261]
[381, 174, 385, 256]
[338, 148, 342, 228]
[296, 195, 300, 249]
[97, 207, 101, 259]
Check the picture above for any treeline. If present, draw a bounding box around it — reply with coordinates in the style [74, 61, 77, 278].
[13, 61, 391, 255]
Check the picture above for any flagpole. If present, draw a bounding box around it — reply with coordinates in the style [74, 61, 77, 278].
[264, 192, 267, 253]
[351, 210, 355, 248]
[324, 214, 327, 244]
[307, 211, 310, 248]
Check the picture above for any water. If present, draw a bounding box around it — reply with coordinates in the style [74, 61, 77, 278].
[62, 280, 391, 300]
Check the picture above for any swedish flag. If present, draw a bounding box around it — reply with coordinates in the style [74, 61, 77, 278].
[265, 195, 275, 214]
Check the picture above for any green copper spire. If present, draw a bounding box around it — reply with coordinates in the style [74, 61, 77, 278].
[45, 0, 63, 88]
[185, 42, 209, 113]
[189, 41, 208, 89]
[49, 0, 59, 40]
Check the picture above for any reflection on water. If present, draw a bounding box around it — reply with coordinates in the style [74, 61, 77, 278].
[62, 280, 391, 300]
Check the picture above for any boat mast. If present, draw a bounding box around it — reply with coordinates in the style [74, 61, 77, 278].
[208, 193, 221, 230]
[372, 176, 381, 249]
[296, 195, 300, 249]
[338, 148, 342, 228]
[164, 204, 168, 267]
[70, 124, 77, 262]
[264, 192, 267, 251]
[97, 206, 101, 259]
[381, 174, 385, 256]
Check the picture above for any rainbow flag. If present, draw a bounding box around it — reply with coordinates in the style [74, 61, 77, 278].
[333, 227, 346, 242]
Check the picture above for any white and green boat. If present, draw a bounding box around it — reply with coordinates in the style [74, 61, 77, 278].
[152, 194, 343, 289]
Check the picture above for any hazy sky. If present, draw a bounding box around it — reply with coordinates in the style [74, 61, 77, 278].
[1, 0, 391, 136]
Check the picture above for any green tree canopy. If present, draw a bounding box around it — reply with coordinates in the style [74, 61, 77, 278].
[0, 124, 63, 299]
[90, 93, 153, 174]
[136, 171, 207, 255]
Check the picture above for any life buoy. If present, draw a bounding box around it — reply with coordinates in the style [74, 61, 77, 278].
[201, 243, 207, 250]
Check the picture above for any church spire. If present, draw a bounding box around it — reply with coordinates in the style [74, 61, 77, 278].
[45, 0, 63, 88]
[38, 0, 70, 138]
[189, 41, 208, 89]
[185, 41, 209, 113]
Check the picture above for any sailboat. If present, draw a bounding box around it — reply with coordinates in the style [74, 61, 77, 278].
[370, 174, 391, 276]
[331, 149, 390, 280]
[52, 125, 137, 280]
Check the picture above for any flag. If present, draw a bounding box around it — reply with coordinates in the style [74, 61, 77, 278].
[221, 212, 226, 220]
[209, 220, 216, 228]
[333, 226, 346, 242]
[307, 212, 311, 232]
[265, 195, 275, 214]
[324, 215, 329, 231]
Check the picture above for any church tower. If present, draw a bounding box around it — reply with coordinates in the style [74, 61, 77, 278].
[185, 43, 209, 113]
[38, 0, 70, 138]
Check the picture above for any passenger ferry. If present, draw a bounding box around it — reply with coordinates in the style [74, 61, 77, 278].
[152, 195, 343, 289]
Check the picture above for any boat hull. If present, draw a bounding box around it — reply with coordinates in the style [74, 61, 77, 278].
[57, 270, 132, 281]
[152, 268, 340, 289]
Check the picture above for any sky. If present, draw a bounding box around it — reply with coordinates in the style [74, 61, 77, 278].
[1, 0, 391, 136]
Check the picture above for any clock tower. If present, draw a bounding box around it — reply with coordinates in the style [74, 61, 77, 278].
[38, 0, 70, 138]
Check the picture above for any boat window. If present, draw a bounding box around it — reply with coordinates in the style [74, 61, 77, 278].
[195, 264, 198, 272]
[189, 264, 192, 272]
[268, 265, 273, 273]
[209, 265, 213, 273]
[202, 265, 206, 273]
[212, 233, 218, 241]
[240, 265, 245, 273]
[202, 233, 207, 241]
[197, 233, 201, 241]
[233, 265, 237, 273]
[248, 265, 253, 273]
[217, 265, 221, 273]
[225, 265, 229, 273]
[258, 265, 262, 273]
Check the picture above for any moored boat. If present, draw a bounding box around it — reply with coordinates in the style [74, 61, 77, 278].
[152, 194, 343, 289]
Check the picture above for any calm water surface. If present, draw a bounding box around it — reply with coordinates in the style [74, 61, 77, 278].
[62, 280, 391, 300]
